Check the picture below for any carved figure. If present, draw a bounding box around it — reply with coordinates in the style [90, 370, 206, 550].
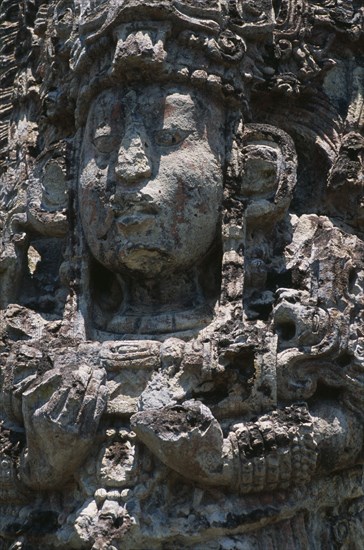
[0, 0, 363, 548]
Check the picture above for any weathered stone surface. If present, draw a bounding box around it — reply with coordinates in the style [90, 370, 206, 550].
[0, 0, 363, 548]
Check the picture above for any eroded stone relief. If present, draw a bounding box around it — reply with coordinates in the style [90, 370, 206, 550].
[0, 1, 363, 548]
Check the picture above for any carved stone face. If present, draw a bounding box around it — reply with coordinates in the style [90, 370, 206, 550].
[79, 85, 225, 277]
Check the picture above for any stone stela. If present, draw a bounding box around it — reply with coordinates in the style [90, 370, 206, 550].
[0, 1, 363, 548]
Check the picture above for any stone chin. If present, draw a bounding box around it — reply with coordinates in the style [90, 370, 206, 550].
[116, 247, 174, 277]
[89, 235, 191, 277]
[88, 226, 214, 277]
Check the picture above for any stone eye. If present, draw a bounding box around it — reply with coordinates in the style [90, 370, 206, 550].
[154, 128, 187, 147]
[93, 134, 119, 154]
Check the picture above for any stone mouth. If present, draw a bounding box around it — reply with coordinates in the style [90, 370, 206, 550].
[113, 199, 160, 219]
[115, 213, 156, 226]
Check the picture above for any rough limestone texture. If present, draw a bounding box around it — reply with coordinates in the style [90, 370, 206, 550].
[0, 1, 364, 548]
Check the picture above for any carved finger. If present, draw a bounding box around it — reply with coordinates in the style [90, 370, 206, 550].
[76, 367, 107, 433]
[22, 370, 64, 414]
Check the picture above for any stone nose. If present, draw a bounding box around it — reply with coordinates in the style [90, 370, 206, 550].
[115, 129, 152, 184]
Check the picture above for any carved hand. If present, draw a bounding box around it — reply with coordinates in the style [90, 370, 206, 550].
[20, 364, 107, 490]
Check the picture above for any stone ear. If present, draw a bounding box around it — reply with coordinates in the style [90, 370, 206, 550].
[241, 123, 297, 224]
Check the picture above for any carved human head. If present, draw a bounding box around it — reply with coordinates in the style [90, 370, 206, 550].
[72, 1, 252, 277]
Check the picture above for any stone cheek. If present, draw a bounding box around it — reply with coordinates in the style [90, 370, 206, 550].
[0, 0, 364, 548]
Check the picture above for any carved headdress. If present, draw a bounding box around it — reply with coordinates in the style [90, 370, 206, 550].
[70, 0, 276, 125]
